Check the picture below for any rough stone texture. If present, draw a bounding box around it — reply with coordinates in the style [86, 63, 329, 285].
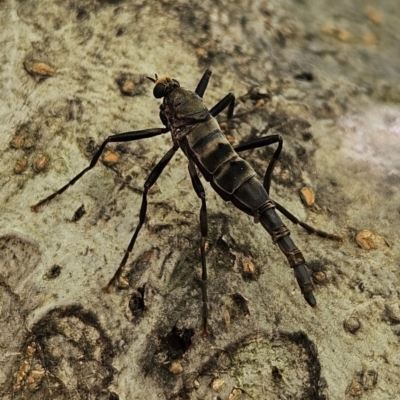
[1, 1, 400, 399]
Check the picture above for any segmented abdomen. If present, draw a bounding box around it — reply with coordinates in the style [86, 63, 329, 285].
[181, 116, 269, 216]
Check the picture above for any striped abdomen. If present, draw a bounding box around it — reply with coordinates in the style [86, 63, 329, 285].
[179, 112, 315, 305]
[181, 116, 270, 217]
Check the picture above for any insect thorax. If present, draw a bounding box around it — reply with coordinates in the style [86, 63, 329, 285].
[165, 88, 209, 126]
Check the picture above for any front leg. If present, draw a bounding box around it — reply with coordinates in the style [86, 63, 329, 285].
[103, 144, 178, 291]
[31, 127, 169, 212]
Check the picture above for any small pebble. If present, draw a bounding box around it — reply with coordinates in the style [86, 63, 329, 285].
[102, 150, 120, 165]
[300, 187, 315, 206]
[365, 6, 384, 24]
[228, 388, 242, 400]
[117, 276, 129, 289]
[116, 74, 145, 96]
[313, 271, 327, 284]
[11, 134, 25, 149]
[343, 316, 361, 334]
[355, 230, 376, 249]
[210, 378, 225, 392]
[242, 259, 255, 276]
[169, 361, 183, 375]
[348, 381, 362, 396]
[14, 159, 28, 174]
[24, 59, 55, 80]
[33, 154, 50, 172]
[385, 302, 400, 324]
[362, 32, 379, 45]
[195, 47, 208, 59]
[322, 24, 353, 42]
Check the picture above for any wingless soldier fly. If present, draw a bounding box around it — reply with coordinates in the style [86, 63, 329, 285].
[32, 70, 342, 335]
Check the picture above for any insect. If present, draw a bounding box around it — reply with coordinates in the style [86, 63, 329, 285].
[32, 70, 342, 335]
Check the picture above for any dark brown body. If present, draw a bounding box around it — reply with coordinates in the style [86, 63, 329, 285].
[32, 71, 339, 335]
[165, 88, 264, 211]
[161, 85, 316, 307]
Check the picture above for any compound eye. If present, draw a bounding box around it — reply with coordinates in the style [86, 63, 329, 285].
[153, 83, 166, 99]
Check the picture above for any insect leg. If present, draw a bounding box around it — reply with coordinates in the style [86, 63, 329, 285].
[234, 135, 282, 194]
[273, 202, 342, 241]
[209, 93, 235, 119]
[235, 135, 342, 242]
[31, 127, 169, 212]
[195, 69, 212, 98]
[188, 160, 209, 336]
[103, 144, 178, 292]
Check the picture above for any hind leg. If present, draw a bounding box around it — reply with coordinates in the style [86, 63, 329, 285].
[235, 136, 342, 242]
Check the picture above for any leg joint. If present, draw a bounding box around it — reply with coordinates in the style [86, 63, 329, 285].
[254, 200, 275, 223]
[287, 249, 306, 267]
[272, 225, 290, 243]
